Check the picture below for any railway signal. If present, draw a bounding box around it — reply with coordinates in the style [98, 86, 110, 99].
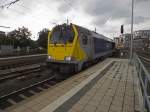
[121, 25, 124, 34]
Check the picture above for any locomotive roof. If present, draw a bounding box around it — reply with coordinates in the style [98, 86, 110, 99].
[52, 23, 114, 42]
[74, 24, 114, 42]
[91, 32, 113, 42]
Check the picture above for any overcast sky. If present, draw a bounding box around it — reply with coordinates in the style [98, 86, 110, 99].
[0, 0, 150, 40]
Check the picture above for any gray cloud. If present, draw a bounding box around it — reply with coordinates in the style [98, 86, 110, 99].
[135, 0, 149, 3]
[92, 15, 109, 25]
[58, 2, 71, 13]
[71, 0, 150, 28]
[84, 0, 130, 17]
[57, 0, 79, 13]
[74, 0, 130, 27]
[0, 0, 150, 38]
[124, 16, 150, 24]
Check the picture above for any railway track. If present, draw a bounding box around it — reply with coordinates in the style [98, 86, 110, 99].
[0, 54, 108, 110]
[0, 62, 61, 110]
[0, 54, 47, 83]
[0, 54, 46, 70]
[0, 59, 114, 111]
[0, 54, 54, 110]
[0, 74, 59, 110]
[0, 63, 45, 82]
[136, 50, 150, 58]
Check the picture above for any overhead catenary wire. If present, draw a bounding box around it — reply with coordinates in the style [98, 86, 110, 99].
[1, 0, 55, 22]
[0, 0, 73, 25]
[0, 0, 79, 30]
[0, 0, 20, 8]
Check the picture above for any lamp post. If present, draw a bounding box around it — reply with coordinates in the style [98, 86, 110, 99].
[130, 0, 134, 64]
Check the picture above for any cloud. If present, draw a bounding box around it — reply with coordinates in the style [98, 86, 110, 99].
[124, 16, 150, 25]
[80, 0, 150, 35]
[0, 0, 150, 40]
[135, 0, 149, 3]
[58, 3, 71, 13]
[83, 0, 130, 18]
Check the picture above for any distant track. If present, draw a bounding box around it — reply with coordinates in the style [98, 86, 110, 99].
[0, 63, 45, 82]
[0, 54, 46, 70]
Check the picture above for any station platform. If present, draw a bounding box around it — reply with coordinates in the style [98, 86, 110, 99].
[5, 59, 143, 112]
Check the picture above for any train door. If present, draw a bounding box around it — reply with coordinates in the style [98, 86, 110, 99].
[81, 34, 92, 60]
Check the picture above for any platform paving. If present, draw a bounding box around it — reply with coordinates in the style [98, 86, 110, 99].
[66, 60, 141, 112]
[5, 59, 142, 112]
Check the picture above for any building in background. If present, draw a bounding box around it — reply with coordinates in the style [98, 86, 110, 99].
[134, 30, 150, 39]
[133, 38, 145, 50]
[113, 30, 150, 58]
[133, 30, 150, 50]
[122, 30, 150, 51]
[0, 31, 6, 38]
[0, 31, 13, 55]
[0, 31, 6, 46]
[122, 33, 131, 50]
[114, 36, 124, 49]
[113, 37, 119, 48]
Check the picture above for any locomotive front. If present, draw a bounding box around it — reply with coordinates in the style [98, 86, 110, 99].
[47, 23, 87, 73]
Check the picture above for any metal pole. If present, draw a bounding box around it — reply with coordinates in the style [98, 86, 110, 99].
[130, 0, 134, 64]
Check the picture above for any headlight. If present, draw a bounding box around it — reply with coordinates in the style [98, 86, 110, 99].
[65, 56, 72, 61]
[48, 55, 52, 59]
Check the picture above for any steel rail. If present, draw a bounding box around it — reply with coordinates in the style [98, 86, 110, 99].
[0, 66, 41, 82]
[0, 75, 56, 101]
[0, 54, 46, 70]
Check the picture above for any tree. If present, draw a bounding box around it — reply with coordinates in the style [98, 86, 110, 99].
[0, 31, 13, 46]
[7, 26, 32, 48]
[29, 40, 38, 49]
[37, 28, 50, 49]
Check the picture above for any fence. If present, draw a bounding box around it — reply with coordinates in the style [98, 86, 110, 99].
[0, 48, 46, 57]
[134, 53, 150, 111]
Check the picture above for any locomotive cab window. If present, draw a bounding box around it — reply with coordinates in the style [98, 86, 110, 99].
[50, 25, 75, 44]
[82, 35, 88, 45]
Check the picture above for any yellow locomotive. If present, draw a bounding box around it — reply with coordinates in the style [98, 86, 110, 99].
[47, 23, 115, 73]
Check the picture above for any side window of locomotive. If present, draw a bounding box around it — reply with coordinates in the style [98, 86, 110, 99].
[82, 35, 88, 45]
